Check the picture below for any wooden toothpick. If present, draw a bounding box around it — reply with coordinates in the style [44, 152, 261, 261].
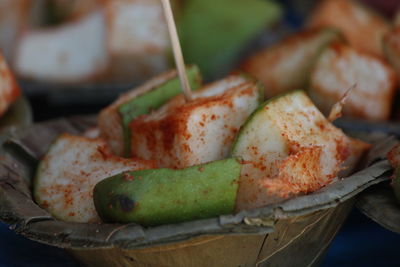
[160, 0, 193, 101]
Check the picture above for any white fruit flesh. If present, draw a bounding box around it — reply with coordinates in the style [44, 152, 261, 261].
[241, 28, 342, 98]
[232, 91, 370, 211]
[14, 10, 108, 82]
[130, 75, 262, 169]
[309, 43, 397, 121]
[34, 134, 155, 223]
[105, 0, 169, 81]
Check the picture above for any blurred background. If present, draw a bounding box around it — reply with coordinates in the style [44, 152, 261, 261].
[1, 0, 399, 120]
[1, 0, 400, 266]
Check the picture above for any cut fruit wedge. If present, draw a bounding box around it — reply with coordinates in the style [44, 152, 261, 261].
[231, 90, 370, 211]
[309, 42, 397, 121]
[130, 74, 263, 169]
[104, 0, 170, 82]
[241, 28, 343, 99]
[307, 0, 389, 57]
[34, 133, 155, 223]
[98, 65, 202, 156]
[93, 158, 241, 226]
[13, 10, 108, 83]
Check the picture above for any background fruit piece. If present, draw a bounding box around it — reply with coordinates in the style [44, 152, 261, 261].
[309, 42, 397, 121]
[178, 0, 282, 79]
[14, 10, 108, 83]
[241, 28, 343, 99]
[104, 0, 170, 82]
[93, 158, 241, 226]
[308, 0, 389, 58]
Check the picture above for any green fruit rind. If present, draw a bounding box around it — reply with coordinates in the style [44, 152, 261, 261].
[93, 158, 241, 226]
[231, 89, 302, 155]
[118, 65, 202, 156]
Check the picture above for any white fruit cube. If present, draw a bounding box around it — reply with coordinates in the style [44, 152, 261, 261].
[309, 43, 397, 121]
[130, 75, 262, 169]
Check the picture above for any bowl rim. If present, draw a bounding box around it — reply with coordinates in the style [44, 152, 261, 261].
[0, 116, 393, 249]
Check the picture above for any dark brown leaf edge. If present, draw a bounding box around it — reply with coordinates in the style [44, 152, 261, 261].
[0, 116, 393, 249]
